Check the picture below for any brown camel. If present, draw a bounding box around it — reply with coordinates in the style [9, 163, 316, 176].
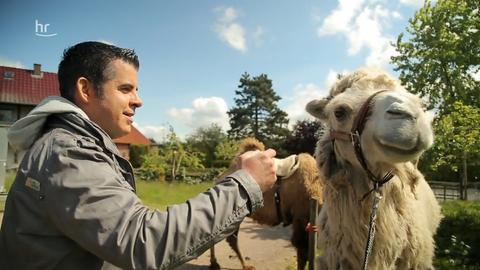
[210, 138, 323, 270]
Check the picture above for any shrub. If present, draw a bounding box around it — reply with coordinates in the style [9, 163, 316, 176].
[138, 151, 167, 181]
[198, 168, 225, 182]
[176, 168, 225, 184]
[129, 144, 150, 168]
[434, 200, 480, 269]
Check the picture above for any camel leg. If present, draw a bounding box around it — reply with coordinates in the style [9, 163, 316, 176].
[291, 219, 309, 270]
[209, 246, 220, 270]
[226, 229, 255, 270]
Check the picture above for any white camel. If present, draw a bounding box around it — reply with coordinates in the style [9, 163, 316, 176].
[306, 67, 442, 269]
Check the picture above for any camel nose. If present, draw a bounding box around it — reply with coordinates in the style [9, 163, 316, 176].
[385, 103, 416, 119]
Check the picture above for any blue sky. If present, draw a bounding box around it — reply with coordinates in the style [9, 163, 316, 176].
[0, 0, 425, 141]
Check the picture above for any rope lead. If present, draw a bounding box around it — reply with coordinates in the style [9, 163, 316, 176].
[362, 189, 383, 270]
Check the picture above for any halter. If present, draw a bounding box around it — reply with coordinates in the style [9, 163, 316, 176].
[329, 90, 394, 197]
[328, 89, 395, 270]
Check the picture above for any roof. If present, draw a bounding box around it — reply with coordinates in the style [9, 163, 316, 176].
[114, 126, 151, 145]
[0, 66, 59, 105]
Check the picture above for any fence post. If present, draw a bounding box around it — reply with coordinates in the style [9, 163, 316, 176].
[463, 151, 468, 200]
[308, 198, 318, 270]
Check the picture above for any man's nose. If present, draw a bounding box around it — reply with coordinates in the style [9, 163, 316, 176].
[131, 91, 143, 108]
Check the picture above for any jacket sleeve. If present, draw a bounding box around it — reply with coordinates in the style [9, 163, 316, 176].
[40, 135, 264, 270]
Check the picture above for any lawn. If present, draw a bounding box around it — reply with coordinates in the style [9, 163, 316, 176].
[1, 171, 214, 211]
[136, 180, 214, 210]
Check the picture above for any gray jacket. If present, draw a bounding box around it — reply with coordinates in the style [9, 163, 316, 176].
[0, 96, 263, 270]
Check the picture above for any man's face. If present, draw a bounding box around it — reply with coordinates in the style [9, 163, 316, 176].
[88, 59, 142, 139]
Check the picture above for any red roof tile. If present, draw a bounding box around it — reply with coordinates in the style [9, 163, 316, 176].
[0, 65, 59, 105]
[114, 126, 151, 145]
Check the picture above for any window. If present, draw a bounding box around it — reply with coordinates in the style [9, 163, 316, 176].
[0, 105, 17, 123]
[3, 71, 15, 79]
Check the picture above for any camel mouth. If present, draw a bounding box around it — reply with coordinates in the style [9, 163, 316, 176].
[373, 136, 422, 157]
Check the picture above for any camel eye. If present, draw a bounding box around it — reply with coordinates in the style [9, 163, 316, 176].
[334, 107, 348, 120]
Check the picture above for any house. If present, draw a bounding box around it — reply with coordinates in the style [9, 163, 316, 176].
[113, 126, 151, 160]
[0, 64, 56, 170]
[0, 64, 150, 189]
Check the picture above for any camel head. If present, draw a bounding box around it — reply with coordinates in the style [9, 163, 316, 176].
[306, 68, 433, 171]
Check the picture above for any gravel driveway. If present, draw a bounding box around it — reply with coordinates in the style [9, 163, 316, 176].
[176, 218, 297, 270]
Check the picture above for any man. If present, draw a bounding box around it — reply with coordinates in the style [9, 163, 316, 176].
[0, 41, 277, 269]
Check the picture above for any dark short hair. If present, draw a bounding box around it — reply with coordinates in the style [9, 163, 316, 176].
[58, 41, 139, 102]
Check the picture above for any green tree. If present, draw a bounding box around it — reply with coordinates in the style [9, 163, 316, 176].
[213, 138, 240, 167]
[228, 72, 290, 150]
[283, 120, 324, 155]
[161, 127, 204, 181]
[392, 0, 480, 115]
[186, 123, 226, 168]
[420, 102, 480, 198]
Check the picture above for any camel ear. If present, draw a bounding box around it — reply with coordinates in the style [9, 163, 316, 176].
[306, 98, 329, 120]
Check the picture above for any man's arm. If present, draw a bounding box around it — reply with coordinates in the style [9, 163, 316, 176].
[40, 137, 271, 269]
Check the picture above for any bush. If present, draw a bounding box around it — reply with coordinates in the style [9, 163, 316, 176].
[198, 168, 225, 182]
[138, 151, 167, 181]
[129, 144, 150, 168]
[136, 167, 165, 182]
[434, 200, 480, 269]
[177, 168, 225, 184]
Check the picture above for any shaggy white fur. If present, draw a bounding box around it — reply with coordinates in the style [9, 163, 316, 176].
[306, 68, 442, 270]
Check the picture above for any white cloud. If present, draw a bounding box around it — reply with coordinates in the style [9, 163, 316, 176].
[318, 0, 365, 35]
[253, 26, 265, 46]
[214, 7, 247, 52]
[0, 57, 25, 68]
[220, 7, 238, 22]
[284, 83, 327, 127]
[399, 0, 424, 7]
[133, 123, 169, 143]
[326, 69, 341, 89]
[168, 97, 230, 132]
[218, 23, 247, 52]
[283, 69, 350, 127]
[392, 11, 403, 19]
[317, 1, 401, 67]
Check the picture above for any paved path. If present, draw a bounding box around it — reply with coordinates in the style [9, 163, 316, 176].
[176, 218, 297, 270]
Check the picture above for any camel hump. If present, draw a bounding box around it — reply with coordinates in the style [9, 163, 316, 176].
[237, 137, 266, 153]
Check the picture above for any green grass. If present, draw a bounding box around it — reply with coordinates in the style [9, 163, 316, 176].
[136, 180, 214, 210]
[1, 171, 16, 212]
[440, 200, 480, 216]
[3, 171, 16, 192]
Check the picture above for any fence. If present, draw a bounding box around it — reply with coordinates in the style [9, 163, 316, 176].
[429, 181, 480, 201]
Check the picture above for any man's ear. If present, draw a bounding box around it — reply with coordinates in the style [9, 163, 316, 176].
[306, 98, 329, 120]
[74, 77, 95, 104]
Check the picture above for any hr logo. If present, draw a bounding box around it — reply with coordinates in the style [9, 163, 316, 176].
[35, 19, 57, 37]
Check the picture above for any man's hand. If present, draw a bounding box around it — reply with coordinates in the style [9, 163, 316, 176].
[236, 149, 277, 192]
